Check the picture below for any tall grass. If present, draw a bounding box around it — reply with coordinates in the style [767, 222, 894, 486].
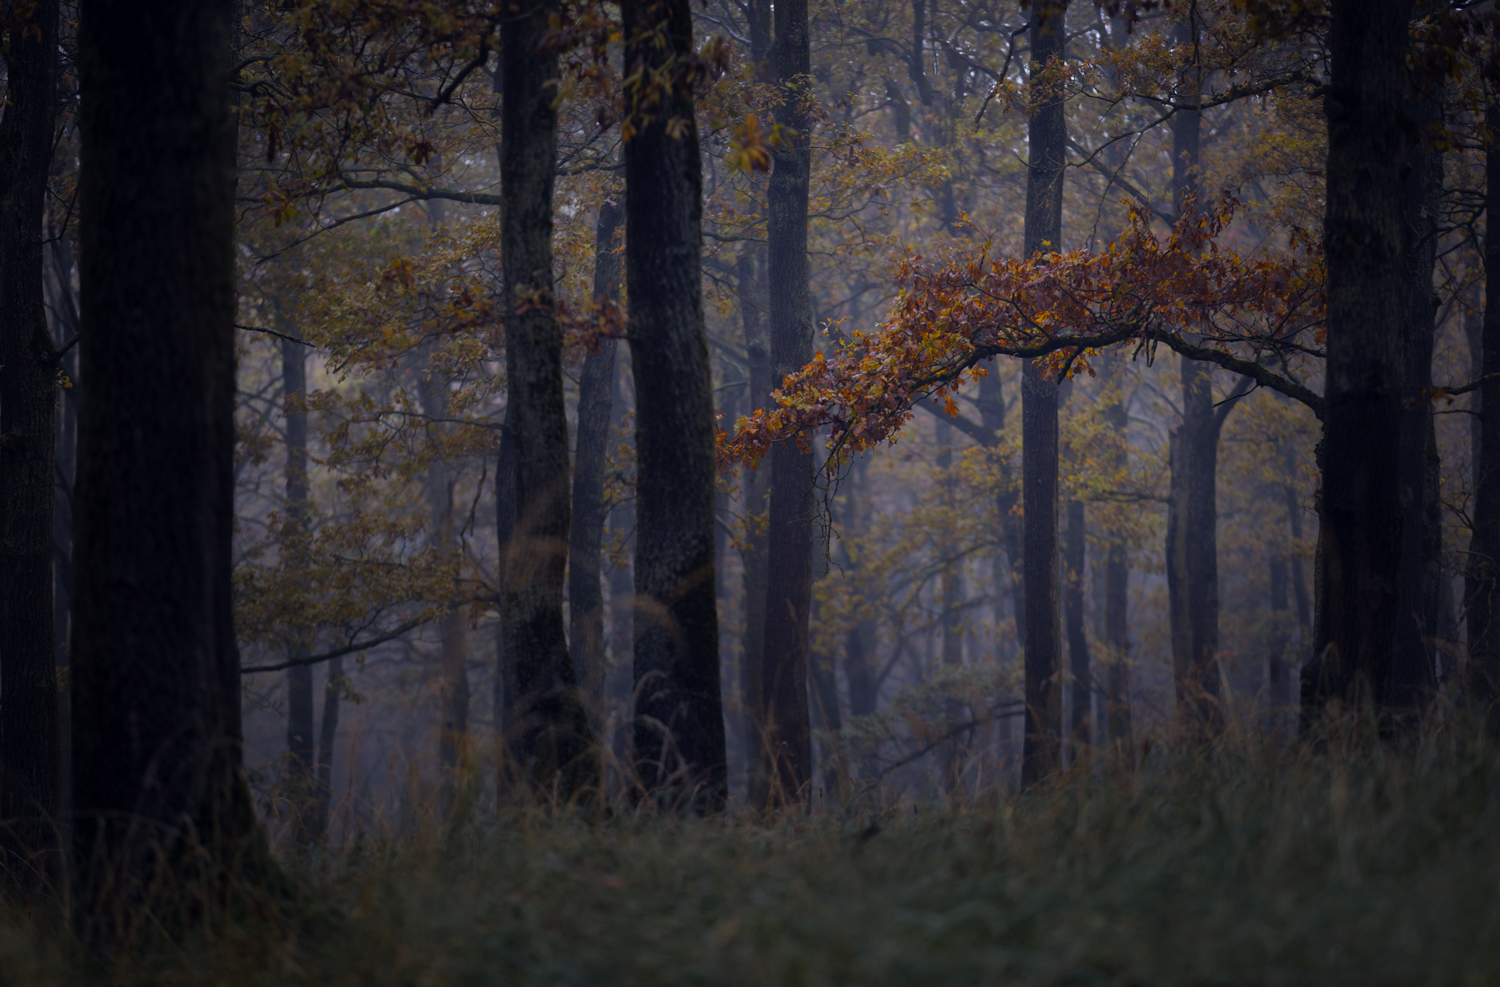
[11, 722, 1500, 984]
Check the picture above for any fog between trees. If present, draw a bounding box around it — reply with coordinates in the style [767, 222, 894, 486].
[0, 0, 1493, 928]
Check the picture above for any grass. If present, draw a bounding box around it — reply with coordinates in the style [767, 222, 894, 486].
[10, 727, 1500, 985]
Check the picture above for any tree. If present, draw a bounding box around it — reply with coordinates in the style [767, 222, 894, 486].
[760, 0, 815, 805]
[0, 0, 61, 885]
[498, 0, 598, 795]
[569, 195, 624, 723]
[1467, 95, 1500, 719]
[1306, 0, 1415, 719]
[621, 0, 728, 809]
[72, 0, 267, 925]
[1019, 0, 1067, 789]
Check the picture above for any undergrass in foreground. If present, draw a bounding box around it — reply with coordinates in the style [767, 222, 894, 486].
[11, 733, 1500, 985]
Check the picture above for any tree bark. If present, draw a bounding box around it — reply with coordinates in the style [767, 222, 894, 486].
[1019, 0, 1066, 790]
[1312, 0, 1414, 720]
[1099, 353, 1132, 750]
[1468, 96, 1500, 717]
[621, 0, 727, 809]
[569, 196, 623, 726]
[281, 330, 317, 846]
[1390, 90, 1443, 719]
[499, 0, 597, 794]
[1064, 497, 1090, 756]
[73, 0, 267, 926]
[736, 251, 771, 803]
[0, 0, 61, 886]
[759, 0, 815, 806]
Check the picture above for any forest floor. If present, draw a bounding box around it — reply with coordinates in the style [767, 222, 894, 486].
[8, 727, 1500, 985]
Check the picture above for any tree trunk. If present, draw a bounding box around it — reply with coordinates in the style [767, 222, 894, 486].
[0, 0, 60, 886]
[621, 0, 727, 808]
[1390, 90, 1443, 719]
[1019, 0, 1066, 790]
[736, 251, 771, 803]
[310, 654, 342, 844]
[1468, 95, 1500, 717]
[1313, 0, 1414, 720]
[1100, 353, 1132, 750]
[569, 196, 624, 727]
[1064, 497, 1091, 756]
[73, 0, 267, 926]
[499, 0, 596, 794]
[281, 331, 317, 846]
[759, 0, 815, 806]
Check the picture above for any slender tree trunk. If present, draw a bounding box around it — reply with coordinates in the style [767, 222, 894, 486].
[1099, 353, 1132, 750]
[621, 0, 727, 808]
[499, 0, 596, 793]
[737, 251, 772, 803]
[1312, 0, 1414, 720]
[1468, 96, 1500, 717]
[1019, 0, 1066, 789]
[73, 0, 267, 926]
[759, 0, 815, 805]
[1064, 497, 1090, 756]
[48, 229, 78, 853]
[606, 351, 635, 774]
[310, 654, 342, 844]
[0, 0, 60, 886]
[1390, 90, 1443, 719]
[1164, 15, 1223, 728]
[569, 197, 624, 727]
[281, 330, 317, 846]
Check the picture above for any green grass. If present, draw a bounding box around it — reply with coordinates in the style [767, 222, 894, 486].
[14, 731, 1500, 985]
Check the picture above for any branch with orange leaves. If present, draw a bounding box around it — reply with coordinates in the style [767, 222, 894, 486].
[720, 198, 1325, 473]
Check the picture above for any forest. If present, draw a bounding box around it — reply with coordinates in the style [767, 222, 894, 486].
[0, 0, 1498, 981]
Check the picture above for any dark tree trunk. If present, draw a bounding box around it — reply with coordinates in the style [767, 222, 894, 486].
[1312, 0, 1414, 720]
[977, 360, 1023, 656]
[759, 0, 814, 806]
[281, 332, 316, 846]
[1468, 97, 1500, 716]
[606, 349, 635, 772]
[621, 0, 727, 808]
[499, 0, 596, 794]
[0, 0, 60, 885]
[1390, 91, 1443, 719]
[1164, 16, 1223, 729]
[416, 353, 470, 780]
[1064, 498, 1090, 755]
[310, 654, 342, 844]
[736, 251, 771, 803]
[73, 0, 267, 925]
[1019, 0, 1066, 790]
[1100, 353, 1132, 749]
[569, 197, 624, 725]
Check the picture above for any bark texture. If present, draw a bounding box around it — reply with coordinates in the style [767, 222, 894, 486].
[760, 0, 815, 805]
[499, 0, 597, 794]
[621, 0, 727, 808]
[1019, 0, 1066, 789]
[73, 0, 267, 925]
[1468, 98, 1500, 716]
[1311, 0, 1415, 720]
[0, 0, 60, 884]
[1390, 90, 1443, 719]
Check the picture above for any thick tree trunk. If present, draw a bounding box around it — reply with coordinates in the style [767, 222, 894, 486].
[1019, 0, 1066, 789]
[1468, 98, 1500, 716]
[621, 0, 727, 808]
[1390, 92, 1443, 719]
[281, 332, 317, 846]
[1312, 0, 1414, 720]
[73, 0, 267, 925]
[499, 0, 596, 794]
[0, 0, 60, 885]
[759, 0, 815, 806]
[569, 197, 624, 726]
[310, 654, 342, 844]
